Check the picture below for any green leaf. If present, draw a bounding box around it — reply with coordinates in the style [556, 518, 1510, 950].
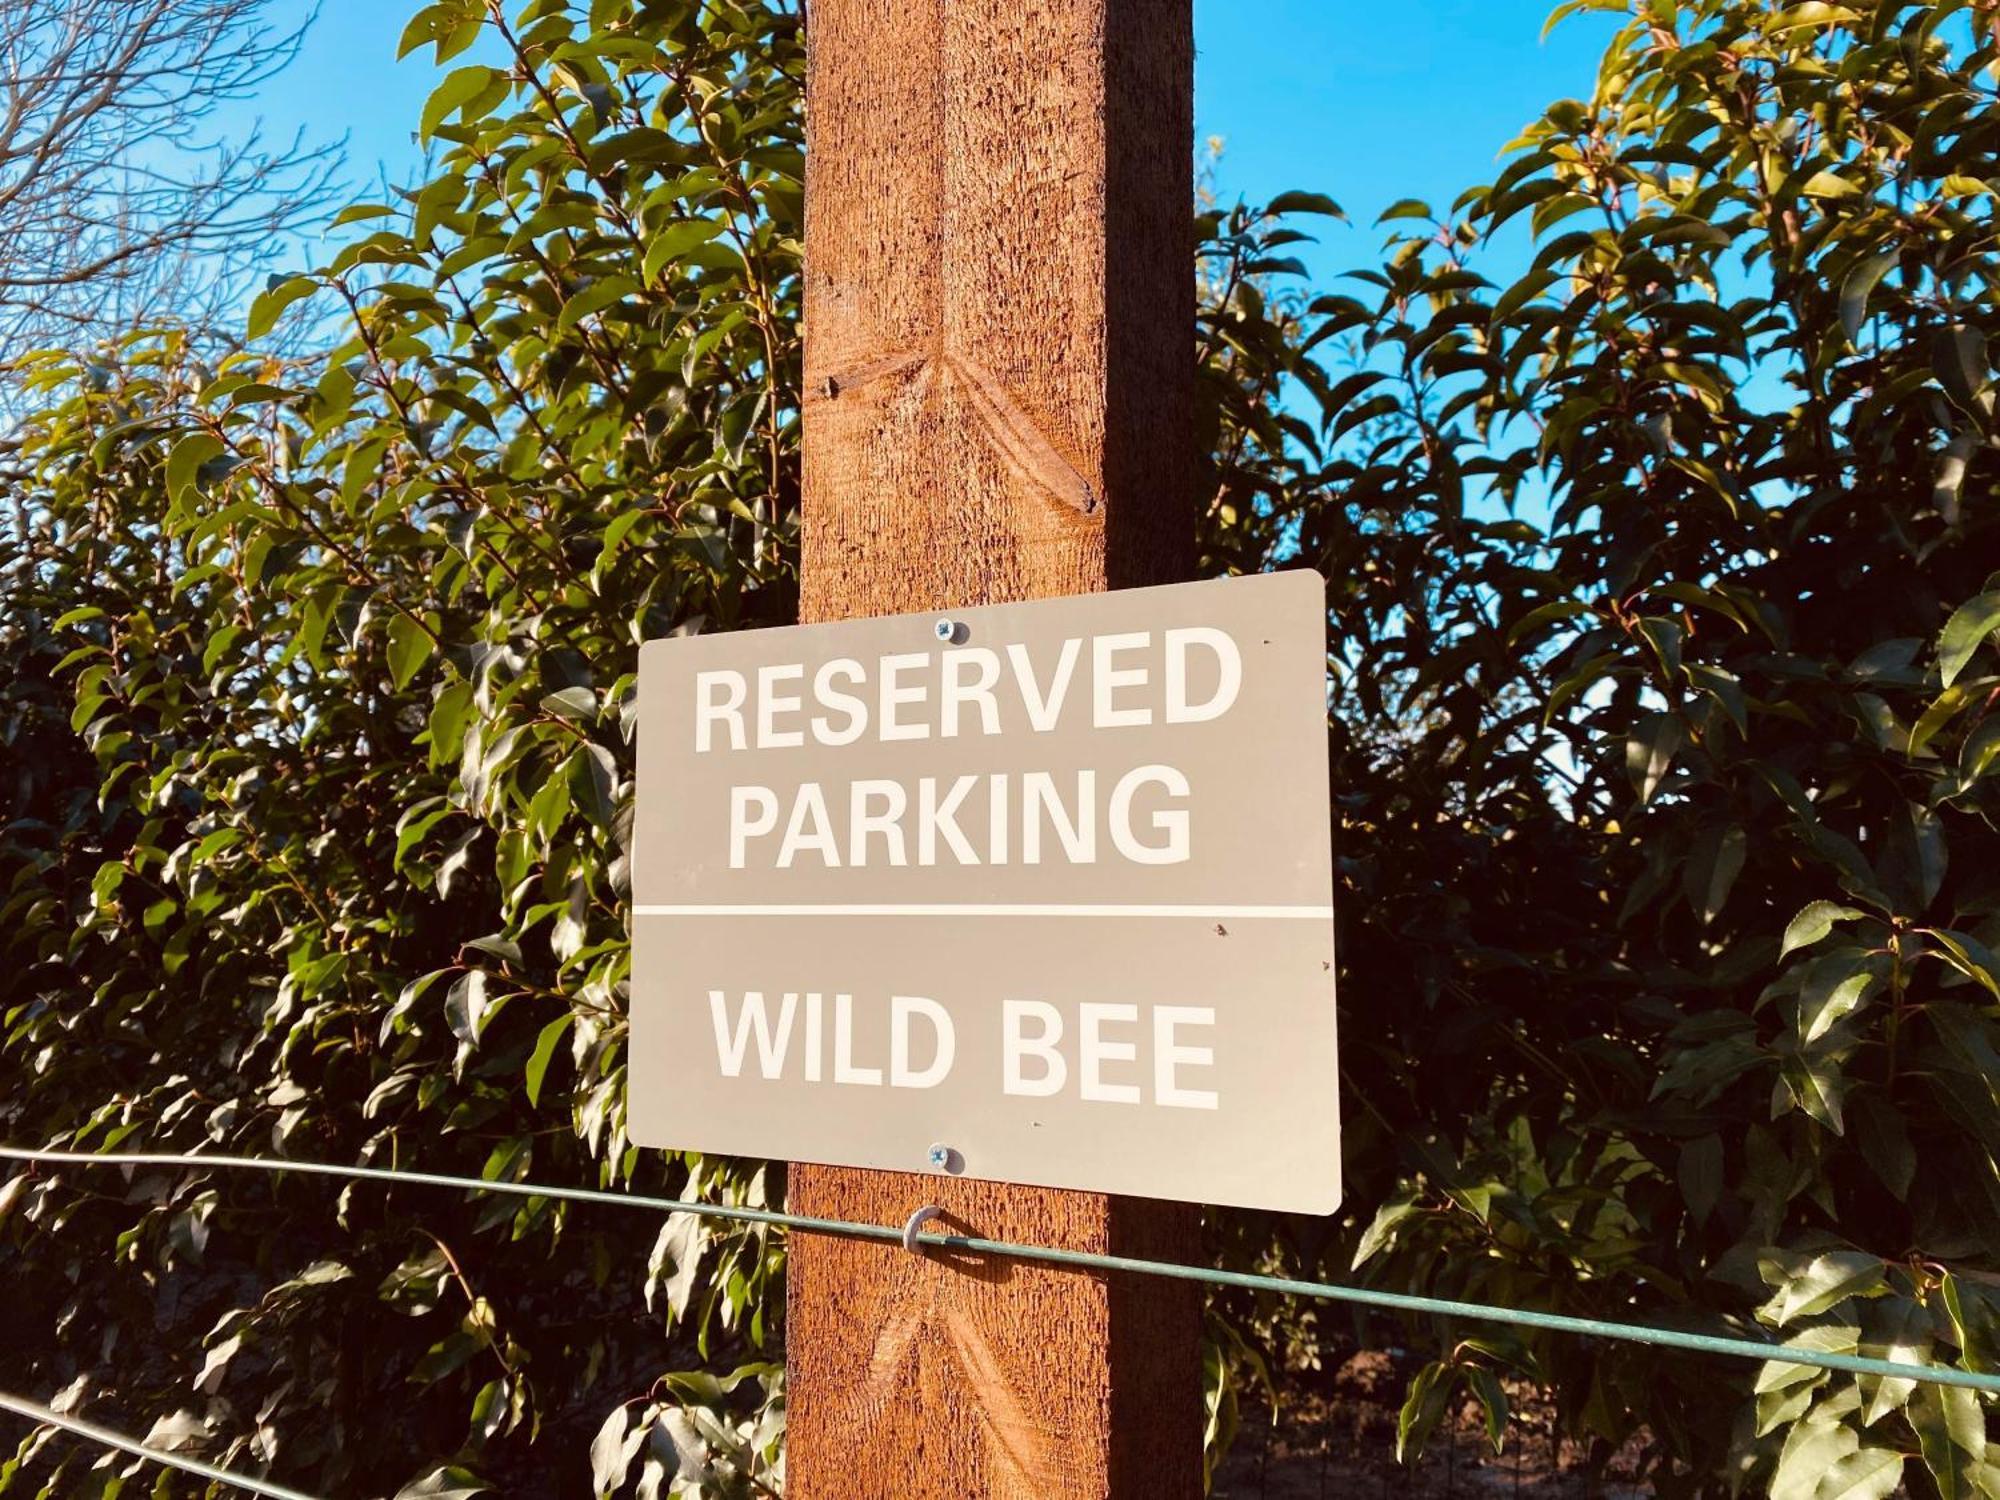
[1755, 1322, 1860, 1393]
[1781, 1051, 1852, 1131]
[393, 1464, 490, 1500]
[1960, 714, 2000, 783]
[1636, 615, 1684, 678]
[1490, 269, 1560, 324]
[1853, 1094, 1916, 1201]
[421, 66, 498, 143]
[1782, 901, 1869, 958]
[433, 16, 484, 64]
[1377, 198, 1434, 223]
[340, 436, 392, 512]
[1543, 651, 1620, 723]
[469, 1376, 511, 1443]
[594, 507, 648, 576]
[1859, 1295, 1932, 1424]
[1882, 801, 1946, 911]
[1679, 1133, 1723, 1224]
[464, 933, 522, 965]
[1772, 1418, 1858, 1500]
[525, 1015, 573, 1107]
[1684, 823, 1746, 926]
[525, 767, 572, 847]
[1626, 711, 1684, 804]
[1939, 592, 2000, 688]
[329, 202, 396, 227]
[1757, 1378, 1819, 1439]
[446, 970, 492, 1046]
[1768, 1250, 1887, 1327]
[1803, 170, 1861, 198]
[1541, 2, 1623, 39]
[647, 1214, 710, 1322]
[642, 219, 726, 286]
[408, 1331, 482, 1385]
[1932, 327, 1990, 412]
[1267, 190, 1346, 220]
[387, 614, 431, 692]
[590, 1405, 644, 1496]
[1913, 1382, 1987, 1500]
[1815, 1447, 1903, 1500]
[397, 4, 460, 60]
[165, 432, 225, 510]
[1929, 929, 2000, 999]
[1465, 1367, 1509, 1454]
[556, 276, 639, 334]
[567, 743, 617, 827]
[1352, 1193, 1419, 1269]
[1911, 682, 1981, 757]
[1839, 250, 1897, 344]
[540, 686, 597, 723]
[1798, 953, 1876, 1045]
[1929, 1002, 2000, 1083]
[1507, 597, 1591, 644]
[1939, 1274, 1992, 1373]
[1395, 1361, 1453, 1465]
[551, 873, 586, 964]
[247, 276, 318, 340]
[0, 1174, 30, 1227]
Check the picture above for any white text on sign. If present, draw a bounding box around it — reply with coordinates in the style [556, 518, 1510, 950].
[708, 990, 1219, 1109]
[692, 628, 1243, 871]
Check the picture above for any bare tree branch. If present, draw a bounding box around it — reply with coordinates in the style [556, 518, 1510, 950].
[0, 0, 343, 365]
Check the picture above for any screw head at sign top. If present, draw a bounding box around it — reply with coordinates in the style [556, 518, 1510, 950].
[933, 618, 967, 645]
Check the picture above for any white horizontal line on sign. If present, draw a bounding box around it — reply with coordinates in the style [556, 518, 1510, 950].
[633, 903, 1334, 919]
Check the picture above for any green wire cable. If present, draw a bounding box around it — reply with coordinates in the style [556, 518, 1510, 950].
[6, 1144, 1998, 1396]
[0, 1390, 328, 1500]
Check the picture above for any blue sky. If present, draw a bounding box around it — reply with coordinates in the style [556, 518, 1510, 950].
[1192, 1, 1619, 283]
[243, 0, 1623, 290]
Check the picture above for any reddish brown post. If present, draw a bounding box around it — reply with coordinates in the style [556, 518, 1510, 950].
[786, 0, 1203, 1495]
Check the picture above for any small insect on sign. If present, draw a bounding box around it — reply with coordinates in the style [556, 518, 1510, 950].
[630, 571, 1339, 1212]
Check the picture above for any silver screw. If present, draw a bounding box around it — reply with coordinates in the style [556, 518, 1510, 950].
[933, 618, 960, 643]
[927, 1142, 952, 1171]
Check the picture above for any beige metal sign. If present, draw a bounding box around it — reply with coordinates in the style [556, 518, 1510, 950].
[629, 572, 1338, 1212]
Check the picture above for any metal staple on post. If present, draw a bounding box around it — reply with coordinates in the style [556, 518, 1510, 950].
[4, 1144, 1998, 1395]
[901, 1203, 944, 1253]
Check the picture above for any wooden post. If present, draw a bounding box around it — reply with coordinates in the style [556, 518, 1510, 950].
[787, 0, 1202, 1495]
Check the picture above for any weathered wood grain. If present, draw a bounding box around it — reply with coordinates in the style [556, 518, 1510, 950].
[788, 0, 1201, 1494]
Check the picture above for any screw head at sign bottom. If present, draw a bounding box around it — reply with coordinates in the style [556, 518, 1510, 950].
[927, 1142, 961, 1173]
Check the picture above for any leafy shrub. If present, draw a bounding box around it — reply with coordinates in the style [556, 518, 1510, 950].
[2, 0, 805, 1491]
[3, 0, 1999, 1496]
[1210, 1, 2000, 1493]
